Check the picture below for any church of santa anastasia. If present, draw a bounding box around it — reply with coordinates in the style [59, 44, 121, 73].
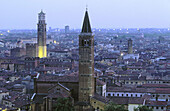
[31, 9, 109, 111]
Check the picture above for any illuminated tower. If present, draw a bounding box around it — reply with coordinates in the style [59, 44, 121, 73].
[78, 9, 95, 104]
[37, 10, 47, 58]
[128, 38, 133, 54]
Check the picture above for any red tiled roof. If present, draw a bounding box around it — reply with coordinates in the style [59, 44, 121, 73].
[141, 84, 170, 88]
[37, 74, 79, 83]
[92, 94, 110, 103]
[46, 92, 70, 98]
[97, 79, 106, 86]
[146, 100, 168, 106]
[154, 88, 170, 94]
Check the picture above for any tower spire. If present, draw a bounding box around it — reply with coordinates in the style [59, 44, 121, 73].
[78, 8, 95, 110]
[41, 9, 43, 13]
[81, 9, 92, 33]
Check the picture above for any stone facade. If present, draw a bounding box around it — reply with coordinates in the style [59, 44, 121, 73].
[78, 10, 95, 103]
[37, 11, 47, 58]
[26, 43, 38, 57]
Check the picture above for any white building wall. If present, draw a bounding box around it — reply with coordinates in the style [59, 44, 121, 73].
[106, 92, 149, 97]
[102, 84, 106, 97]
[128, 104, 139, 111]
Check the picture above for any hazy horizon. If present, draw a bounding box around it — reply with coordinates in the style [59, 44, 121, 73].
[1, 0, 170, 29]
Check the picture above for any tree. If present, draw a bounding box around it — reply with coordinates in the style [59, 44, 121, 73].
[122, 65, 127, 71]
[104, 102, 128, 111]
[54, 98, 74, 111]
[134, 105, 153, 111]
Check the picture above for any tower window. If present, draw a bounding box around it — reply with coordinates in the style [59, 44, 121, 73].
[81, 40, 90, 46]
[87, 41, 89, 46]
[85, 40, 89, 46]
[89, 40, 91, 46]
[82, 40, 84, 46]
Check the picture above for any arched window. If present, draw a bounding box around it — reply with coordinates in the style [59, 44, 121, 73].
[82, 40, 84, 46]
[89, 40, 91, 46]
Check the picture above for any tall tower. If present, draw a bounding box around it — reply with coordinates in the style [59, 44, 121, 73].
[78, 10, 95, 104]
[65, 25, 69, 34]
[128, 38, 133, 54]
[37, 10, 47, 58]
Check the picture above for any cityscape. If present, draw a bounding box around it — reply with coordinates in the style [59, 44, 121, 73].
[0, 1, 170, 111]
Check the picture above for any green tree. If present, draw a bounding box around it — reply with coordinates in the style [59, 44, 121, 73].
[134, 105, 153, 111]
[54, 98, 74, 111]
[122, 65, 127, 71]
[104, 102, 128, 111]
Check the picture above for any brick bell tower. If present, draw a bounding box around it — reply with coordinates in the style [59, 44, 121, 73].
[78, 9, 95, 107]
[37, 10, 47, 58]
[128, 38, 133, 54]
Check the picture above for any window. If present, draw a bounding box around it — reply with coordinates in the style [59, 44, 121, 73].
[131, 82, 133, 84]
[117, 94, 119, 96]
[131, 94, 133, 97]
[122, 94, 124, 96]
[87, 40, 89, 46]
[161, 107, 164, 110]
[82, 40, 84, 46]
[89, 40, 91, 46]
[108, 94, 111, 96]
[156, 107, 159, 109]
[56, 88, 60, 92]
[136, 94, 137, 97]
[126, 94, 128, 97]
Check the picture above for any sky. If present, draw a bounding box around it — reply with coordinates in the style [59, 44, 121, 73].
[0, 0, 170, 29]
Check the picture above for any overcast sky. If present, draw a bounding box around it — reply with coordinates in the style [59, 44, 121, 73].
[0, 0, 170, 29]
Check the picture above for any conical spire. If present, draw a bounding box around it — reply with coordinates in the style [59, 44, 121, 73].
[81, 10, 92, 33]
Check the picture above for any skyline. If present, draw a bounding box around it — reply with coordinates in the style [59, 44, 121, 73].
[1, 0, 170, 29]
